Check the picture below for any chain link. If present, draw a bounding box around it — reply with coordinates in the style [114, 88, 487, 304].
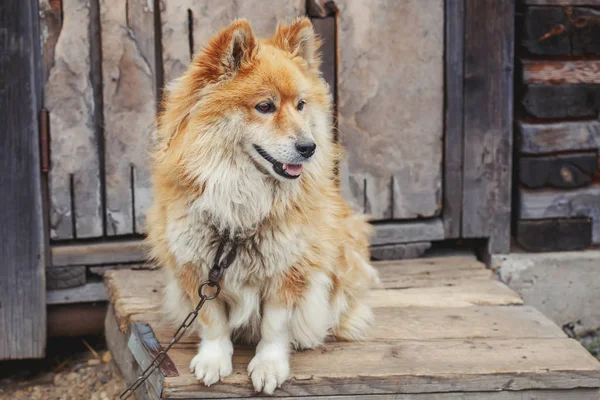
[120, 239, 237, 400]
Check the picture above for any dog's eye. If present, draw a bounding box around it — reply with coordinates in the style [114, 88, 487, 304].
[256, 102, 275, 114]
[297, 100, 306, 111]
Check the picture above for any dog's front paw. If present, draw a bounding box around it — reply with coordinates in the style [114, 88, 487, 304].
[248, 350, 290, 395]
[190, 338, 233, 387]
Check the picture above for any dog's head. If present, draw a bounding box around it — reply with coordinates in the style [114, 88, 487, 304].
[157, 17, 334, 185]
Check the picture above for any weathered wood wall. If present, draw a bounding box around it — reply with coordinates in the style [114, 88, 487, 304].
[1, 0, 47, 359]
[515, 0, 600, 252]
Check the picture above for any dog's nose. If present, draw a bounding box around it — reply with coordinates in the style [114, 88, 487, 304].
[295, 141, 316, 158]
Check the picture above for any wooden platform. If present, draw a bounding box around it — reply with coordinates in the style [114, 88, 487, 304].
[104, 256, 600, 400]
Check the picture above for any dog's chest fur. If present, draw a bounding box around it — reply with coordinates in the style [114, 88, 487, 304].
[166, 193, 310, 338]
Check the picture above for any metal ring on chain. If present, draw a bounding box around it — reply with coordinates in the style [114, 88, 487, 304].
[198, 280, 221, 300]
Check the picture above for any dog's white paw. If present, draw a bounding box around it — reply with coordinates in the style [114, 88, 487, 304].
[189, 338, 233, 387]
[248, 351, 290, 394]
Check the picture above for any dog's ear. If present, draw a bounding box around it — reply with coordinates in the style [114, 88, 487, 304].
[271, 17, 321, 73]
[197, 19, 257, 81]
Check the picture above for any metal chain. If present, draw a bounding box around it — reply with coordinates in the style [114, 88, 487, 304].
[120, 239, 238, 400]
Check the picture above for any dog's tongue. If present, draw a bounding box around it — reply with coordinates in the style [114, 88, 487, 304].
[283, 163, 303, 176]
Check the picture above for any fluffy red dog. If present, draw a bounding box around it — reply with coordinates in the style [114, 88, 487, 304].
[147, 17, 379, 394]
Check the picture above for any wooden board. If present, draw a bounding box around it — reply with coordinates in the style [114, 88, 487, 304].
[161, 0, 305, 85]
[46, 282, 107, 305]
[161, 338, 600, 398]
[523, 60, 600, 85]
[370, 242, 431, 261]
[462, 0, 514, 254]
[105, 257, 600, 399]
[522, 85, 600, 120]
[518, 153, 598, 189]
[522, 6, 600, 56]
[136, 305, 563, 346]
[371, 219, 445, 246]
[45, 0, 103, 239]
[311, 17, 337, 117]
[51, 240, 146, 266]
[0, 0, 47, 359]
[525, 0, 600, 4]
[443, 0, 465, 239]
[515, 218, 593, 252]
[520, 184, 600, 243]
[337, 0, 444, 220]
[518, 120, 600, 154]
[100, 0, 156, 235]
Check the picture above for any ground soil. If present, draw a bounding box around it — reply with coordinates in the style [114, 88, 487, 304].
[0, 335, 128, 400]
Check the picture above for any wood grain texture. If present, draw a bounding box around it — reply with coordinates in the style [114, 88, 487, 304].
[520, 184, 600, 243]
[0, 0, 47, 359]
[46, 282, 107, 305]
[45, 0, 103, 239]
[518, 153, 598, 189]
[522, 6, 600, 56]
[515, 218, 593, 252]
[105, 307, 160, 400]
[525, 0, 600, 4]
[337, 0, 444, 220]
[370, 242, 431, 261]
[39, 0, 62, 81]
[522, 85, 600, 119]
[162, 391, 600, 400]
[462, 0, 514, 254]
[443, 0, 464, 238]
[51, 240, 146, 266]
[138, 304, 564, 346]
[100, 0, 156, 235]
[160, 0, 305, 85]
[519, 120, 600, 154]
[311, 17, 337, 117]
[371, 219, 445, 246]
[523, 60, 600, 85]
[162, 338, 600, 398]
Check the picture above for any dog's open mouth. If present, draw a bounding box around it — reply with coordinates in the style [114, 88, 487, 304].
[253, 145, 303, 179]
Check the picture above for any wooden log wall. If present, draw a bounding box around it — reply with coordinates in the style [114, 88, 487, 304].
[515, 0, 600, 251]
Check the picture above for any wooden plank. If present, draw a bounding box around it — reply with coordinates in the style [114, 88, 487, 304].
[519, 153, 598, 189]
[163, 338, 600, 397]
[522, 85, 600, 119]
[518, 120, 600, 154]
[370, 242, 431, 261]
[520, 185, 600, 243]
[39, 0, 62, 81]
[0, 0, 47, 359]
[338, 0, 444, 220]
[515, 218, 593, 252]
[162, 392, 600, 400]
[525, 0, 600, 4]
[105, 307, 161, 400]
[311, 17, 337, 118]
[367, 282, 522, 308]
[443, 0, 465, 238]
[100, 0, 156, 235]
[523, 60, 600, 85]
[462, 0, 514, 254]
[138, 304, 564, 346]
[161, 0, 305, 85]
[522, 6, 600, 56]
[46, 282, 107, 305]
[51, 240, 146, 266]
[371, 219, 445, 246]
[521, 6, 570, 56]
[45, 0, 103, 239]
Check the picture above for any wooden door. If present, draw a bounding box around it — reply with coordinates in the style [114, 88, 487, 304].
[42, 0, 515, 277]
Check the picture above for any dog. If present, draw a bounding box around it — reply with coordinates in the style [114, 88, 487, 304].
[146, 17, 380, 394]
